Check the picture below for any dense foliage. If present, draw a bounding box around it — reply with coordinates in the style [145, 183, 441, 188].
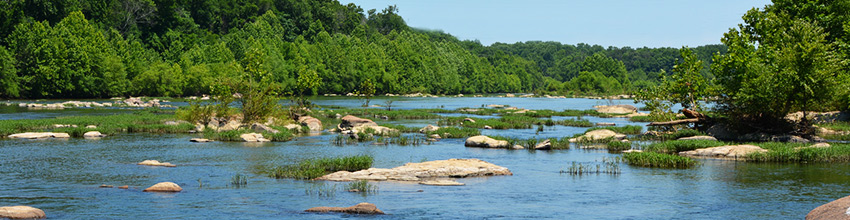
[0, 0, 724, 99]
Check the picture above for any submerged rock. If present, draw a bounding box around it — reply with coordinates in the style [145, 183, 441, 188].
[568, 129, 626, 143]
[306, 202, 384, 215]
[465, 135, 510, 148]
[339, 115, 376, 129]
[316, 158, 512, 182]
[190, 138, 213, 143]
[419, 125, 440, 133]
[806, 194, 850, 220]
[0, 206, 46, 219]
[137, 160, 177, 167]
[678, 145, 767, 160]
[7, 132, 70, 139]
[420, 179, 465, 186]
[143, 182, 182, 192]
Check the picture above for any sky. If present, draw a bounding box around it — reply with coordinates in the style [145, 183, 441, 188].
[339, 0, 773, 48]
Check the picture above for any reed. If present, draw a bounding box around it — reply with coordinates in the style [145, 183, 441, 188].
[267, 155, 374, 179]
[746, 143, 850, 162]
[641, 140, 726, 153]
[426, 127, 480, 138]
[345, 180, 378, 194]
[560, 161, 621, 175]
[231, 174, 248, 187]
[622, 152, 697, 168]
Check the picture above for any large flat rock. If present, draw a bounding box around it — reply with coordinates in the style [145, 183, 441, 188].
[678, 145, 767, 160]
[0, 206, 46, 219]
[807, 194, 850, 220]
[569, 129, 626, 142]
[465, 135, 510, 148]
[8, 132, 70, 139]
[316, 159, 512, 182]
[306, 202, 384, 215]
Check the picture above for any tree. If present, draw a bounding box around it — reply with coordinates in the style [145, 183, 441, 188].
[356, 79, 376, 107]
[0, 45, 21, 98]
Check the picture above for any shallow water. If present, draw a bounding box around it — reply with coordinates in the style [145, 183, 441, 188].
[0, 97, 844, 219]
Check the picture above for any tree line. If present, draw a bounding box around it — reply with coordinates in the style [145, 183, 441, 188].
[0, 0, 725, 99]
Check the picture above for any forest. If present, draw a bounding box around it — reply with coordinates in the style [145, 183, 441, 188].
[0, 0, 726, 99]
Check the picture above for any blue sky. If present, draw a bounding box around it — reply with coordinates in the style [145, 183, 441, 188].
[340, 0, 772, 48]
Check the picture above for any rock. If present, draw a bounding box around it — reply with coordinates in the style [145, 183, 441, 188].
[505, 93, 515, 97]
[483, 125, 493, 129]
[622, 149, 643, 153]
[194, 123, 205, 132]
[465, 135, 510, 148]
[463, 118, 476, 123]
[595, 122, 616, 126]
[429, 134, 441, 139]
[137, 160, 177, 167]
[486, 104, 506, 108]
[420, 179, 465, 186]
[594, 105, 637, 114]
[317, 158, 512, 182]
[512, 145, 525, 149]
[334, 113, 342, 119]
[771, 135, 810, 143]
[798, 143, 831, 150]
[623, 112, 650, 118]
[118, 185, 129, 189]
[240, 133, 270, 142]
[298, 116, 323, 132]
[534, 139, 552, 150]
[85, 125, 97, 128]
[568, 129, 626, 142]
[164, 120, 187, 126]
[678, 145, 767, 160]
[678, 135, 718, 141]
[7, 132, 71, 139]
[305, 202, 384, 215]
[83, 131, 106, 138]
[0, 206, 46, 219]
[339, 115, 377, 129]
[419, 125, 440, 133]
[218, 120, 241, 132]
[807, 194, 850, 220]
[190, 138, 213, 143]
[99, 184, 113, 188]
[250, 123, 279, 134]
[143, 182, 182, 192]
[787, 111, 850, 124]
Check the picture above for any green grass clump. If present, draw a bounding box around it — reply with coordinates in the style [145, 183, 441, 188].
[746, 143, 850, 162]
[622, 152, 697, 168]
[328, 109, 441, 120]
[231, 174, 248, 187]
[379, 124, 420, 133]
[553, 119, 594, 127]
[268, 155, 374, 179]
[489, 136, 571, 150]
[0, 112, 193, 138]
[426, 127, 480, 138]
[606, 141, 632, 151]
[628, 115, 655, 122]
[345, 180, 378, 194]
[438, 115, 543, 129]
[818, 121, 850, 132]
[642, 140, 726, 153]
[638, 129, 706, 141]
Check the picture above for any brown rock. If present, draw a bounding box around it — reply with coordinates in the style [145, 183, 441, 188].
[99, 184, 114, 188]
[339, 115, 376, 129]
[305, 202, 384, 215]
[0, 206, 46, 219]
[317, 158, 512, 182]
[137, 160, 177, 167]
[465, 136, 510, 148]
[143, 182, 182, 192]
[678, 145, 767, 160]
[594, 105, 637, 114]
[806, 194, 850, 220]
[568, 129, 626, 142]
[118, 185, 129, 189]
[250, 123, 279, 134]
[297, 116, 323, 132]
[240, 133, 270, 142]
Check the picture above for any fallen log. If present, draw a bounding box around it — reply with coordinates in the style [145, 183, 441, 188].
[648, 118, 701, 126]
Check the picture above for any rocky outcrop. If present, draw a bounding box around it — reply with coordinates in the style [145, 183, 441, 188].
[8, 132, 70, 139]
[678, 145, 767, 160]
[594, 105, 638, 114]
[316, 158, 512, 182]
[283, 124, 302, 131]
[534, 139, 552, 150]
[419, 125, 440, 133]
[207, 117, 242, 132]
[786, 111, 850, 124]
[807, 194, 850, 220]
[678, 136, 718, 141]
[143, 182, 182, 192]
[83, 131, 106, 138]
[306, 202, 384, 215]
[0, 206, 46, 219]
[190, 138, 213, 142]
[250, 123, 279, 134]
[241, 133, 270, 142]
[568, 129, 626, 142]
[298, 116, 323, 132]
[339, 115, 377, 128]
[465, 136, 510, 148]
[137, 160, 176, 167]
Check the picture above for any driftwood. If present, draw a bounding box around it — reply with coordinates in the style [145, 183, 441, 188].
[683, 109, 705, 119]
[648, 118, 701, 126]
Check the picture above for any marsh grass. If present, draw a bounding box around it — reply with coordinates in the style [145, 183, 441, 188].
[641, 140, 726, 153]
[326, 109, 441, 120]
[0, 112, 194, 137]
[561, 161, 621, 175]
[426, 127, 480, 138]
[375, 136, 427, 146]
[606, 141, 632, 151]
[628, 115, 655, 122]
[267, 155, 373, 179]
[379, 124, 420, 133]
[231, 174, 248, 187]
[345, 180, 378, 194]
[588, 125, 643, 135]
[638, 129, 706, 141]
[746, 143, 850, 162]
[305, 183, 337, 198]
[622, 152, 697, 168]
[818, 121, 850, 132]
[490, 136, 571, 150]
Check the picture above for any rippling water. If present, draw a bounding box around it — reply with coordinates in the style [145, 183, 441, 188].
[0, 97, 845, 219]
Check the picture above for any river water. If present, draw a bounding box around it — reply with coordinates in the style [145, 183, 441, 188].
[0, 97, 846, 219]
